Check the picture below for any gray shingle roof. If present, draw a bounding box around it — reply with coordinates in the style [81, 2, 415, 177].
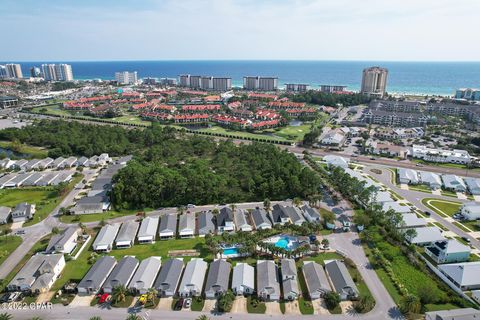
[46, 226, 79, 253]
[93, 223, 121, 250]
[325, 260, 358, 298]
[198, 211, 215, 235]
[178, 258, 208, 295]
[217, 207, 234, 227]
[302, 261, 331, 298]
[257, 260, 280, 297]
[115, 220, 139, 244]
[103, 256, 139, 291]
[154, 258, 184, 294]
[281, 259, 297, 279]
[159, 214, 177, 234]
[138, 217, 159, 239]
[251, 208, 271, 228]
[301, 204, 321, 221]
[128, 257, 161, 293]
[178, 213, 195, 233]
[78, 256, 117, 291]
[231, 263, 254, 293]
[205, 259, 231, 297]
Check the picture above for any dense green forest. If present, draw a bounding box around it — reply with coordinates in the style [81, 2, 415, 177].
[0, 120, 322, 207]
[284, 91, 371, 106]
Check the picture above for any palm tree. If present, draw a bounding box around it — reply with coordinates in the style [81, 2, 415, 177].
[212, 208, 219, 215]
[0, 313, 12, 320]
[146, 287, 158, 307]
[89, 317, 102, 320]
[263, 198, 271, 212]
[292, 197, 302, 207]
[30, 317, 44, 320]
[399, 294, 421, 315]
[78, 222, 86, 233]
[196, 315, 210, 320]
[125, 315, 141, 320]
[112, 285, 127, 304]
[177, 206, 185, 215]
[321, 238, 329, 251]
[229, 203, 237, 212]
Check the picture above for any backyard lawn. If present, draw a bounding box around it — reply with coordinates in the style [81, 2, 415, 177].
[247, 296, 266, 314]
[421, 198, 461, 217]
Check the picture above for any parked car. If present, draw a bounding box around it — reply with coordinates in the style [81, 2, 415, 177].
[415, 163, 424, 167]
[424, 211, 431, 216]
[98, 293, 110, 304]
[174, 298, 184, 311]
[0, 293, 10, 303]
[187, 204, 195, 208]
[8, 292, 20, 302]
[183, 298, 192, 309]
[462, 237, 471, 244]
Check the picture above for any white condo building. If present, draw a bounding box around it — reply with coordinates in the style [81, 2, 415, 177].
[410, 145, 472, 164]
[42, 64, 73, 81]
[243, 76, 278, 91]
[361, 66, 388, 98]
[0, 64, 23, 79]
[178, 74, 231, 91]
[115, 71, 138, 85]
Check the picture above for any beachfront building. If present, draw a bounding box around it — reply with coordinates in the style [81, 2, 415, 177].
[115, 71, 138, 85]
[243, 76, 278, 91]
[361, 66, 388, 98]
[42, 64, 73, 81]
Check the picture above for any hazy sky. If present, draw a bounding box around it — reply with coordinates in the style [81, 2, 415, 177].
[1, 0, 480, 61]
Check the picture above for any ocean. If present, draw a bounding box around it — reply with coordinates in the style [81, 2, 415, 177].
[5, 60, 480, 96]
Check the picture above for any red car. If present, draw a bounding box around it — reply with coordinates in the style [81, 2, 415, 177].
[98, 293, 110, 304]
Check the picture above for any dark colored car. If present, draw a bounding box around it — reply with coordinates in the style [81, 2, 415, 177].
[0, 293, 10, 303]
[424, 211, 431, 216]
[462, 237, 471, 243]
[174, 298, 184, 311]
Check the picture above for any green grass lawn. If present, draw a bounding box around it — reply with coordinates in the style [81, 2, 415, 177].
[409, 184, 432, 193]
[462, 220, 480, 232]
[197, 125, 289, 142]
[453, 222, 472, 233]
[191, 296, 205, 311]
[296, 266, 314, 314]
[0, 235, 22, 266]
[421, 198, 461, 217]
[31, 104, 72, 117]
[59, 209, 139, 223]
[110, 115, 152, 126]
[0, 140, 48, 158]
[247, 296, 266, 314]
[269, 124, 312, 142]
[112, 295, 134, 308]
[108, 237, 212, 262]
[297, 252, 343, 267]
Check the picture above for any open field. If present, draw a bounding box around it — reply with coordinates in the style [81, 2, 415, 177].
[59, 209, 140, 223]
[0, 140, 48, 158]
[197, 125, 289, 142]
[110, 115, 152, 126]
[266, 124, 312, 141]
[30, 104, 72, 117]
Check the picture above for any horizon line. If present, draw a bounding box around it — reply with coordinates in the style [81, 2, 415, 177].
[2, 59, 480, 63]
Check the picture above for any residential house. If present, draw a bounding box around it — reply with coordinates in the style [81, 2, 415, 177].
[321, 130, 346, 146]
[270, 204, 291, 226]
[284, 206, 306, 226]
[52, 157, 66, 169]
[77, 256, 117, 295]
[302, 261, 331, 299]
[398, 168, 419, 184]
[442, 175, 467, 192]
[257, 260, 280, 301]
[323, 155, 350, 169]
[46, 226, 80, 254]
[425, 308, 480, 320]
[405, 226, 445, 245]
[460, 202, 480, 221]
[281, 259, 299, 301]
[472, 291, 480, 304]
[137, 217, 159, 244]
[217, 207, 235, 233]
[103, 256, 139, 293]
[92, 223, 121, 252]
[382, 201, 411, 214]
[12, 159, 28, 170]
[204, 259, 231, 299]
[115, 221, 139, 249]
[159, 214, 177, 240]
[0, 206, 11, 224]
[11, 202, 35, 222]
[8, 254, 65, 293]
[464, 178, 480, 195]
[411, 145, 472, 164]
[178, 212, 195, 238]
[371, 191, 394, 204]
[231, 263, 254, 296]
[425, 239, 471, 264]
[399, 213, 427, 228]
[37, 157, 54, 170]
[325, 260, 358, 300]
[438, 261, 480, 291]
[178, 258, 208, 297]
[154, 258, 184, 297]
[197, 211, 216, 237]
[251, 208, 272, 230]
[234, 209, 252, 232]
[61, 156, 77, 168]
[76, 156, 89, 167]
[301, 205, 322, 223]
[419, 171, 443, 190]
[128, 257, 161, 294]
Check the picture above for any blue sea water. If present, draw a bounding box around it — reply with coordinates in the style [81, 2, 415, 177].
[5, 60, 480, 95]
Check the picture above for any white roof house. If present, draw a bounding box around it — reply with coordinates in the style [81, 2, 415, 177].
[178, 212, 195, 238]
[321, 131, 346, 146]
[344, 168, 380, 189]
[398, 213, 427, 228]
[372, 191, 394, 204]
[460, 202, 480, 221]
[231, 263, 255, 296]
[323, 155, 350, 169]
[159, 214, 177, 240]
[425, 308, 480, 320]
[92, 223, 121, 252]
[411, 145, 472, 164]
[128, 257, 161, 294]
[302, 261, 332, 300]
[419, 171, 443, 190]
[137, 217, 159, 244]
[0, 206, 12, 224]
[257, 260, 280, 301]
[406, 227, 445, 245]
[438, 261, 480, 290]
[281, 259, 299, 301]
[234, 209, 252, 232]
[46, 226, 80, 254]
[178, 258, 208, 297]
[398, 168, 419, 184]
[382, 201, 411, 214]
[464, 178, 480, 195]
[441, 175, 467, 192]
[115, 220, 139, 249]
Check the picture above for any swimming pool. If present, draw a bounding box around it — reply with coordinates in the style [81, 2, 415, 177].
[275, 238, 290, 249]
[264, 235, 300, 251]
[223, 247, 239, 256]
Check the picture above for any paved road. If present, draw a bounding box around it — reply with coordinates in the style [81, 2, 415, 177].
[0, 169, 98, 279]
[365, 165, 480, 250]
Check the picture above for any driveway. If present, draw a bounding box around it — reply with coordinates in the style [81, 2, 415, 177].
[312, 299, 330, 315]
[284, 300, 301, 315]
[202, 299, 217, 312]
[157, 297, 173, 310]
[69, 295, 94, 308]
[265, 301, 282, 315]
[230, 296, 247, 313]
